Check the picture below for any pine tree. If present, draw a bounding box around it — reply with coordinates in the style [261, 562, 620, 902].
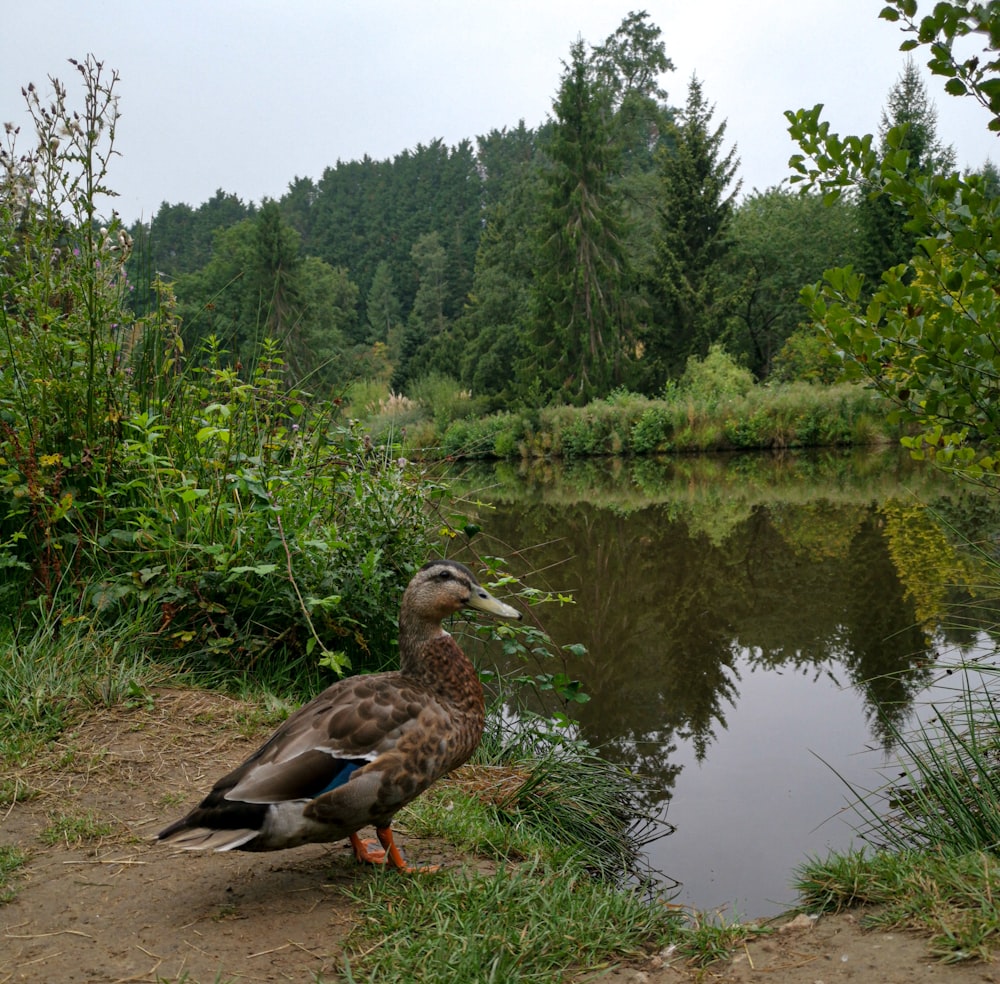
[643, 75, 741, 388]
[529, 40, 634, 404]
[857, 58, 955, 290]
[391, 232, 449, 392]
[366, 260, 402, 349]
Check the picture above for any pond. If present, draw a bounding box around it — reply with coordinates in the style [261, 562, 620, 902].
[444, 449, 1000, 916]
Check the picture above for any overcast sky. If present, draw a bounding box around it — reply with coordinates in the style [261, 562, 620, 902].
[4, 1, 998, 224]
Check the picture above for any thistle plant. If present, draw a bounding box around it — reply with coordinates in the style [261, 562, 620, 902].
[0, 56, 135, 599]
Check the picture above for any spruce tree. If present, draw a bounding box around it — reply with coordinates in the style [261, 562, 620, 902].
[529, 40, 633, 404]
[857, 58, 955, 291]
[643, 75, 740, 388]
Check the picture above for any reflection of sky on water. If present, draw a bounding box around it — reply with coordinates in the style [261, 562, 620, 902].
[647, 649, 878, 915]
[634, 634, 998, 917]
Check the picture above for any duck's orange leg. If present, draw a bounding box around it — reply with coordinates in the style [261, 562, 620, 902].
[349, 828, 439, 873]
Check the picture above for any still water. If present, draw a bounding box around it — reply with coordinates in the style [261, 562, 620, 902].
[447, 449, 1000, 916]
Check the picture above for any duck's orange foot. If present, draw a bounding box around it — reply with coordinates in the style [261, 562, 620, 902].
[349, 829, 439, 873]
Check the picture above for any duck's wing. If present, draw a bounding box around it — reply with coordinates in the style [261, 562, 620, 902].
[220, 672, 428, 805]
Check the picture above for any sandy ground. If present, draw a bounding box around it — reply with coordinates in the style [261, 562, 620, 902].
[1, 689, 997, 983]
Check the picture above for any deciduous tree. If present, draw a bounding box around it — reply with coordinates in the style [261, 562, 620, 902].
[725, 186, 858, 378]
[786, 1, 1000, 484]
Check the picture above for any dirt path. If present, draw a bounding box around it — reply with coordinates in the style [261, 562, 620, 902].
[1, 689, 997, 983]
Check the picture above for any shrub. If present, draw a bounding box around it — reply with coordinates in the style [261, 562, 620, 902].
[408, 371, 479, 428]
[679, 344, 755, 404]
[440, 413, 526, 459]
[630, 405, 674, 454]
[0, 58, 441, 679]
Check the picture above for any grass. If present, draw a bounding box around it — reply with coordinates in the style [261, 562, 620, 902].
[402, 711, 666, 883]
[40, 809, 117, 847]
[0, 846, 28, 904]
[0, 612, 167, 765]
[359, 712, 766, 979]
[0, 776, 39, 808]
[796, 848, 1000, 962]
[794, 660, 1000, 962]
[342, 862, 682, 983]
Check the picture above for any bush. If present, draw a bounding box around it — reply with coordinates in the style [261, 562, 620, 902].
[0, 59, 441, 678]
[440, 413, 526, 459]
[408, 372, 480, 428]
[679, 344, 755, 404]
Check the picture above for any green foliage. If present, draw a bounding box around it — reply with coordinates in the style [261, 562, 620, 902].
[837, 665, 1000, 857]
[0, 846, 28, 905]
[0, 58, 441, 681]
[407, 372, 479, 429]
[458, 126, 543, 407]
[439, 412, 527, 459]
[786, 2, 1000, 486]
[630, 404, 677, 453]
[40, 809, 116, 846]
[856, 57, 955, 291]
[796, 848, 1000, 962]
[725, 186, 860, 378]
[423, 379, 893, 459]
[772, 326, 844, 383]
[679, 344, 754, 403]
[0, 612, 165, 763]
[171, 203, 360, 393]
[393, 231, 452, 392]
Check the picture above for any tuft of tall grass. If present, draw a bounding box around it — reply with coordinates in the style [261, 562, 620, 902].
[343, 862, 682, 983]
[0, 609, 166, 762]
[835, 666, 1000, 856]
[796, 848, 1000, 962]
[402, 699, 669, 885]
[793, 647, 1000, 961]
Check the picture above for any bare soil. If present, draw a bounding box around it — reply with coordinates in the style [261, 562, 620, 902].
[1, 689, 997, 983]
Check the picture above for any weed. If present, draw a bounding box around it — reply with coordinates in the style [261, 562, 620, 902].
[0, 777, 39, 808]
[679, 909, 768, 967]
[0, 846, 28, 904]
[40, 809, 115, 847]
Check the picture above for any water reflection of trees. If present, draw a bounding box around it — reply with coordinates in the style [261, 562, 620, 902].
[471, 487, 998, 799]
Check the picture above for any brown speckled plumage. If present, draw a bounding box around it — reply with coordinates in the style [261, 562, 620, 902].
[156, 560, 521, 865]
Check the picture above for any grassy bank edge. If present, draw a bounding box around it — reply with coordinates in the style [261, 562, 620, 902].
[355, 380, 900, 462]
[793, 661, 1000, 964]
[0, 627, 761, 979]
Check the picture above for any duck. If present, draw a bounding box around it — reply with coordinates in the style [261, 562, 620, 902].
[156, 558, 521, 869]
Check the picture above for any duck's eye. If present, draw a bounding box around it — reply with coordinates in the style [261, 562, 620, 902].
[436, 569, 452, 580]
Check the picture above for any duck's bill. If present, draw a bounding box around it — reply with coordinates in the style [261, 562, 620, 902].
[469, 587, 522, 620]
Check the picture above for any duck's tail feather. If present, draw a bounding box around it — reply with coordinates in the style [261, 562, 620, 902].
[158, 825, 259, 852]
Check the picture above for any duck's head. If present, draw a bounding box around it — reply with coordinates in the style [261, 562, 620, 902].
[403, 559, 522, 627]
